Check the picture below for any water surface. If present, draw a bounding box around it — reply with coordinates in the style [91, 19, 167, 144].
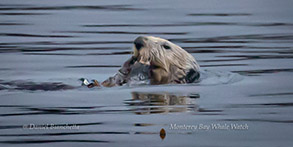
[0, 0, 293, 146]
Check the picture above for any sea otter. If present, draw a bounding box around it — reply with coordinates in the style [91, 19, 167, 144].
[100, 36, 200, 87]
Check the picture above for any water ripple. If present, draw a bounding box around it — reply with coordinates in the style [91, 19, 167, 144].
[0, 33, 76, 38]
[58, 31, 187, 35]
[187, 13, 251, 16]
[233, 68, 293, 76]
[0, 80, 75, 91]
[0, 139, 109, 144]
[0, 5, 144, 11]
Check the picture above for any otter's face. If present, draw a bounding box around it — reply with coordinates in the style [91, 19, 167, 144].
[132, 36, 199, 84]
[133, 36, 180, 71]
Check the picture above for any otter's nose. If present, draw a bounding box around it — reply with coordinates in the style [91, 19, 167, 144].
[134, 36, 147, 50]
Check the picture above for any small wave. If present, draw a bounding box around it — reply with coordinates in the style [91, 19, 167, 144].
[198, 69, 243, 85]
[0, 5, 143, 11]
[0, 80, 75, 91]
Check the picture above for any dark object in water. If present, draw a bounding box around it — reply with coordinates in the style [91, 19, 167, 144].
[101, 57, 151, 87]
[185, 69, 200, 83]
[79, 78, 101, 88]
[101, 56, 137, 87]
[87, 80, 101, 88]
[160, 128, 166, 140]
[79, 78, 90, 86]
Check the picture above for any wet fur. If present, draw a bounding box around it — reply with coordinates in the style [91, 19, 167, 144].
[102, 36, 200, 87]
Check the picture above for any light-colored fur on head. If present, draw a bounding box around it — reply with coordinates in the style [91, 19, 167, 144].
[133, 36, 200, 84]
[101, 36, 200, 87]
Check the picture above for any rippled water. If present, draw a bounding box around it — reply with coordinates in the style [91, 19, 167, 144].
[1, 0, 293, 146]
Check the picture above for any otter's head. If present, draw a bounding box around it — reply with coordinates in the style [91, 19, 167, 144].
[133, 36, 199, 84]
[133, 36, 199, 71]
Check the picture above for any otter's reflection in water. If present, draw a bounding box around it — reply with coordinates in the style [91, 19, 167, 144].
[124, 92, 200, 115]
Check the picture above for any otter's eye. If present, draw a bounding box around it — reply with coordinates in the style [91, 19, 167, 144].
[162, 44, 171, 50]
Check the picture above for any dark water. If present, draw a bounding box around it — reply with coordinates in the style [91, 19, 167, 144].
[1, 0, 293, 146]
